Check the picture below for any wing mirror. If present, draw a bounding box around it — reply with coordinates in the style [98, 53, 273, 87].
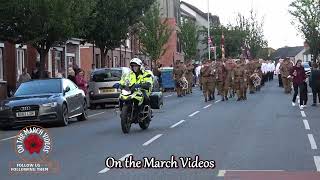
[64, 86, 71, 95]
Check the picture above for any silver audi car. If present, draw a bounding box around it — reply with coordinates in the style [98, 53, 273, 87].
[0, 78, 88, 129]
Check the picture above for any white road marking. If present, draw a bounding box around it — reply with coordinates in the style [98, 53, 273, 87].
[314, 156, 320, 171]
[164, 94, 173, 98]
[143, 134, 162, 146]
[203, 104, 212, 109]
[215, 100, 221, 103]
[170, 120, 185, 128]
[88, 112, 105, 118]
[188, 111, 200, 117]
[303, 119, 310, 130]
[119, 153, 133, 161]
[301, 111, 306, 117]
[0, 135, 17, 142]
[98, 153, 133, 174]
[217, 170, 284, 177]
[308, 134, 318, 150]
[309, 93, 313, 96]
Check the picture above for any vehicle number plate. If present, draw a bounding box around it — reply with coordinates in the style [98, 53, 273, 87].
[101, 89, 116, 93]
[16, 111, 36, 117]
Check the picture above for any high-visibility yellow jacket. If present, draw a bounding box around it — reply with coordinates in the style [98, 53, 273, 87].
[120, 70, 153, 96]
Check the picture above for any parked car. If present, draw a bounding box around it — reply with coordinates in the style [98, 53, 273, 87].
[88, 67, 130, 109]
[303, 62, 311, 76]
[0, 78, 88, 129]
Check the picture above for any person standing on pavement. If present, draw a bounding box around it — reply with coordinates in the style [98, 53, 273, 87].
[291, 60, 307, 107]
[241, 58, 249, 100]
[276, 59, 283, 87]
[280, 57, 293, 94]
[248, 60, 257, 94]
[309, 63, 320, 106]
[76, 69, 88, 95]
[17, 68, 31, 88]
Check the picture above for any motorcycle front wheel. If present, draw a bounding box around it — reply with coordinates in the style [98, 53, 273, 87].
[120, 105, 132, 134]
[139, 116, 150, 130]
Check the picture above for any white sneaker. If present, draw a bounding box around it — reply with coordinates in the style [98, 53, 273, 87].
[300, 105, 304, 109]
[292, 102, 296, 106]
[303, 105, 307, 108]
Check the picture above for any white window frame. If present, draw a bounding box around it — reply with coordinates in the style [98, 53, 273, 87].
[0, 48, 4, 81]
[16, 49, 25, 81]
[55, 51, 62, 75]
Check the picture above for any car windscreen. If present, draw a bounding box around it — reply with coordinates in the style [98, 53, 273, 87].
[92, 69, 122, 82]
[15, 80, 62, 96]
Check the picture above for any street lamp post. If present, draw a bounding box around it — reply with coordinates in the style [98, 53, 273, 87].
[207, 0, 211, 61]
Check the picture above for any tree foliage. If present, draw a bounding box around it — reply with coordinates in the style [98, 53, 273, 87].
[200, 10, 268, 59]
[289, 0, 320, 62]
[138, 3, 172, 64]
[0, 0, 88, 77]
[180, 19, 199, 61]
[82, 0, 155, 67]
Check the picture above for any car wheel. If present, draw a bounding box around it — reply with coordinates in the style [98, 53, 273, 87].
[77, 100, 88, 121]
[58, 104, 69, 126]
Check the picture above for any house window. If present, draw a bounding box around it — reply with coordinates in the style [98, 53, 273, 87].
[55, 51, 62, 74]
[16, 49, 25, 80]
[95, 54, 100, 68]
[0, 48, 3, 80]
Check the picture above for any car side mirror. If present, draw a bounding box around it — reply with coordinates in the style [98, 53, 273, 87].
[64, 86, 71, 94]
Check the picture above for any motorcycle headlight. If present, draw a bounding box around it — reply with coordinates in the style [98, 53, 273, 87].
[121, 89, 132, 96]
[42, 102, 58, 108]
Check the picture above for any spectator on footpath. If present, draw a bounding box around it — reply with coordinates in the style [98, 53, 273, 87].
[309, 63, 320, 106]
[76, 69, 88, 95]
[31, 62, 40, 79]
[276, 59, 283, 87]
[291, 60, 307, 108]
[17, 68, 31, 88]
[67, 67, 76, 84]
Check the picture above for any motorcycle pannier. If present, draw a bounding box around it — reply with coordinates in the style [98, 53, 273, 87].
[150, 92, 162, 109]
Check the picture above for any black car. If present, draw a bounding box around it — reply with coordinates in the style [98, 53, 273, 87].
[0, 78, 88, 129]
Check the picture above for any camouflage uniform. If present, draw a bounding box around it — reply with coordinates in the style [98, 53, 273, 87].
[234, 60, 246, 101]
[185, 62, 194, 94]
[214, 60, 226, 101]
[280, 59, 293, 94]
[201, 60, 215, 102]
[173, 61, 184, 97]
[223, 59, 236, 100]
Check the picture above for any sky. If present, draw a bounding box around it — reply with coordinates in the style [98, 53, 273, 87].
[183, 0, 305, 50]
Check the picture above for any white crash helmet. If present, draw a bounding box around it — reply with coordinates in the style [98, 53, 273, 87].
[130, 58, 143, 66]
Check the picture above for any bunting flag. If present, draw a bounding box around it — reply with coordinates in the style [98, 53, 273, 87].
[221, 33, 225, 59]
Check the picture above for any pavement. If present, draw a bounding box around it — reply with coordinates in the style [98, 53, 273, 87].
[1, 79, 320, 180]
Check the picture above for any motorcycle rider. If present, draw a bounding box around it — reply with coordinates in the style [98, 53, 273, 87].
[119, 58, 154, 110]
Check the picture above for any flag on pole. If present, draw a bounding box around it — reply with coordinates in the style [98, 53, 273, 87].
[221, 33, 225, 59]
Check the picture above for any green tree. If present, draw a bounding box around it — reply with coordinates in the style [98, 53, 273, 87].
[180, 19, 199, 61]
[138, 3, 172, 66]
[0, 0, 88, 78]
[237, 12, 268, 59]
[289, 0, 320, 62]
[82, 0, 154, 67]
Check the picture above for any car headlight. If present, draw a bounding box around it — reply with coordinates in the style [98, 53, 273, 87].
[0, 106, 10, 111]
[42, 102, 58, 108]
